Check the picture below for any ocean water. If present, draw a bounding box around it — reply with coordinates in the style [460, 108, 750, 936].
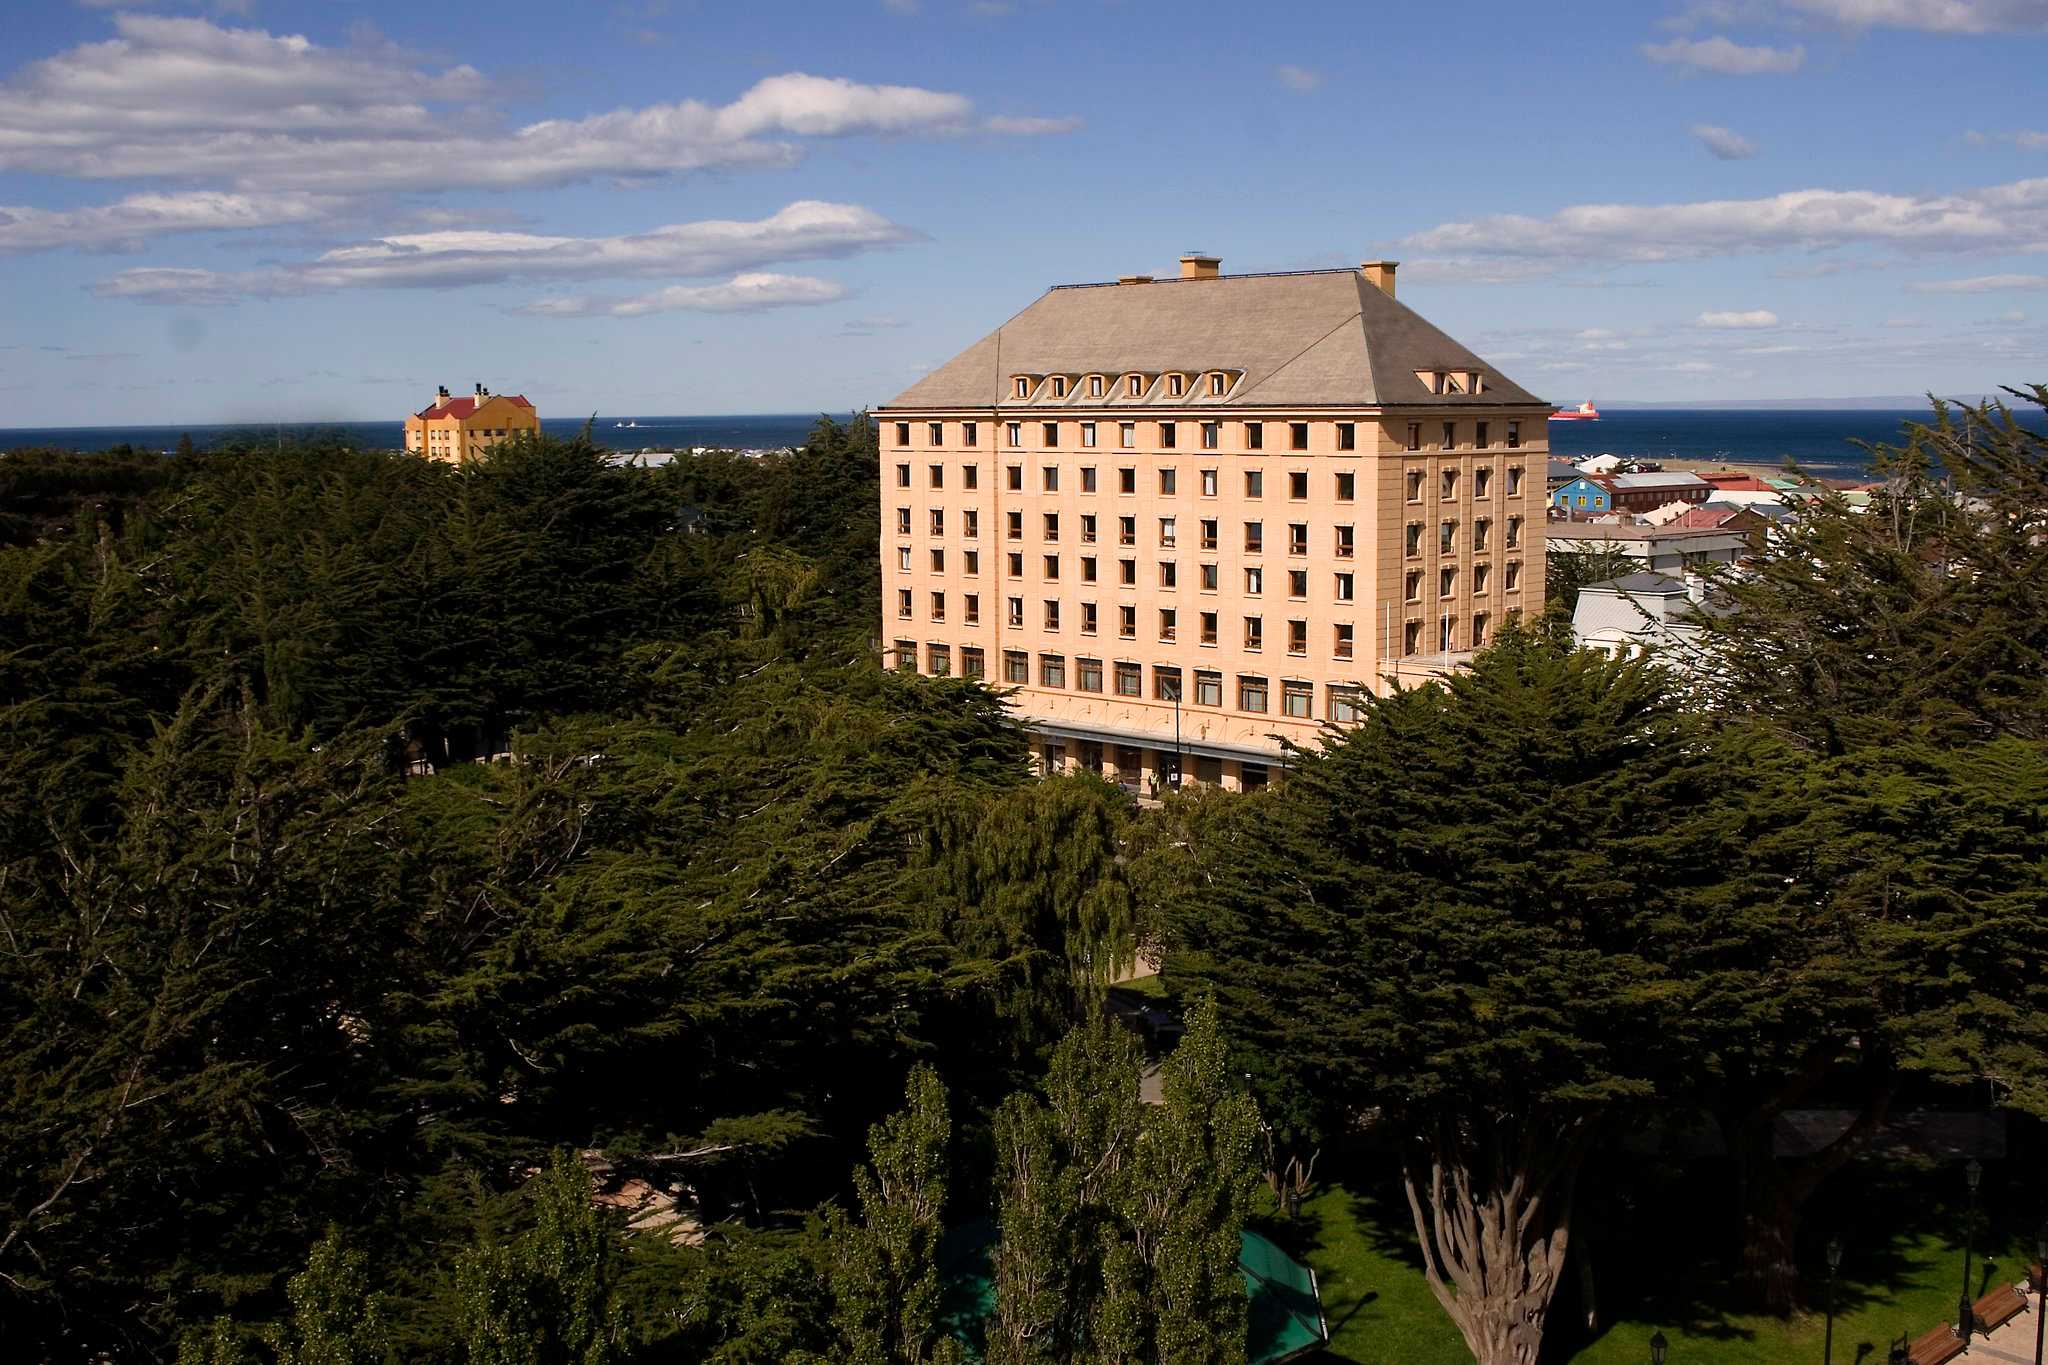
[4, 408, 2037, 480]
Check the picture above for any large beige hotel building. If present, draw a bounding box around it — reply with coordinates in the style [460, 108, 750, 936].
[874, 255, 1548, 791]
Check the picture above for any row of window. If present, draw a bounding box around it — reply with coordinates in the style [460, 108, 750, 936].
[896, 553, 1524, 599]
[892, 460, 1529, 502]
[893, 511, 1524, 557]
[1011, 371, 1238, 402]
[891, 418, 1527, 453]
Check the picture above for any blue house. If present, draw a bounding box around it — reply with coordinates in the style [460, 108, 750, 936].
[1552, 476, 1611, 513]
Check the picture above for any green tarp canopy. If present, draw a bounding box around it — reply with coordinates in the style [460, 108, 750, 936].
[936, 1220, 1327, 1363]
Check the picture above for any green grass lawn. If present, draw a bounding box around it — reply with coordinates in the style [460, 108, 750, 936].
[1263, 1176, 2035, 1365]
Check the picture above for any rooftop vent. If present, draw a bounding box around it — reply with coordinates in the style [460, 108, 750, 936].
[1117, 274, 1155, 286]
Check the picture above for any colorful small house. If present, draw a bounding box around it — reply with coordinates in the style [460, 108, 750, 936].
[1552, 476, 1612, 514]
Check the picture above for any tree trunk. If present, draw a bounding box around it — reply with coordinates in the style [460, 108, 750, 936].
[1575, 1229, 1598, 1334]
[1403, 1115, 1591, 1365]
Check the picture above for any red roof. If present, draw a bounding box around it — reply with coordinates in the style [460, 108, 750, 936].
[414, 394, 533, 420]
[1699, 472, 1773, 491]
[1671, 506, 1748, 529]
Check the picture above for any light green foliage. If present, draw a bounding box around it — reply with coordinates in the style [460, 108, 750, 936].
[454, 1150, 621, 1365]
[268, 1229, 390, 1365]
[827, 1064, 953, 1365]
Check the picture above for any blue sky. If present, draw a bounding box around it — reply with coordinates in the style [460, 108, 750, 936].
[3, 0, 2046, 426]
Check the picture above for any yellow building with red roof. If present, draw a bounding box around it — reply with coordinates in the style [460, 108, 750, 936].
[406, 383, 539, 462]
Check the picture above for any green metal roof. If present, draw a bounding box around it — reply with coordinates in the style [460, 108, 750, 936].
[936, 1220, 1327, 1363]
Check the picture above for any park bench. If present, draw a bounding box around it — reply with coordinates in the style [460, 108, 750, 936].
[1973, 1281, 2028, 1333]
[1905, 1322, 1965, 1365]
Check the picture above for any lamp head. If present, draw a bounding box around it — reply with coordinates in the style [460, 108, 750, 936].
[1649, 1329, 1669, 1365]
[2035, 1215, 2047, 1262]
[1827, 1237, 1843, 1271]
[1966, 1158, 1983, 1191]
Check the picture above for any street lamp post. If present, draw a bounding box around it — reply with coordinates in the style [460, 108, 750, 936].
[1960, 1157, 1984, 1340]
[2033, 1218, 2046, 1365]
[1649, 1329, 1669, 1365]
[1825, 1237, 1843, 1365]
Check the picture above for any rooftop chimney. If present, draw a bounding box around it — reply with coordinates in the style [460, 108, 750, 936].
[436, 385, 450, 405]
[1360, 260, 1398, 298]
[1116, 274, 1155, 286]
[1179, 253, 1222, 281]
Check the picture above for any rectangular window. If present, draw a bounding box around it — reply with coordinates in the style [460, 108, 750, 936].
[930, 592, 946, 621]
[1119, 422, 1136, 449]
[1406, 470, 1424, 502]
[1288, 569, 1307, 599]
[1119, 558, 1136, 585]
[1209, 372, 1226, 396]
[1335, 471, 1355, 501]
[927, 422, 943, 446]
[895, 639, 917, 673]
[1155, 467, 1175, 496]
[1442, 421, 1457, 450]
[1238, 675, 1268, 712]
[1405, 569, 1422, 602]
[1283, 680, 1312, 717]
[1081, 554, 1098, 582]
[897, 463, 911, 487]
[963, 466, 979, 494]
[1043, 466, 1059, 493]
[1016, 377, 1031, 399]
[1042, 422, 1058, 447]
[931, 508, 945, 536]
[1328, 684, 1364, 723]
[1128, 375, 1143, 397]
[1442, 469, 1459, 500]
[1473, 563, 1490, 594]
[1245, 566, 1263, 595]
[1074, 468, 1095, 499]
[1475, 421, 1490, 449]
[1119, 467, 1136, 495]
[1007, 422, 1021, 448]
[1044, 512, 1060, 540]
[1081, 422, 1096, 448]
[1507, 466, 1524, 496]
[1159, 516, 1177, 547]
[1040, 653, 1065, 687]
[1089, 375, 1105, 397]
[931, 548, 945, 572]
[1245, 471, 1263, 500]
[1081, 601, 1098, 634]
[1438, 520, 1457, 554]
[964, 549, 980, 575]
[1200, 562, 1219, 591]
[1333, 623, 1355, 660]
[1506, 560, 1522, 591]
[1336, 422, 1356, 451]
[1473, 519, 1490, 552]
[1440, 566, 1456, 598]
[1051, 377, 1067, 398]
[964, 593, 980, 623]
[1154, 664, 1182, 699]
[1159, 422, 1177, 449]
[1474, 467, 1491, 498]
[1200, 518, 1218, 550]
[1202, 421, 1220, 450]
[1289, 422, 1309, 451]
[1003, 650, 1028, 683]
[962, 646, 984, 679]
[898, 546, 913, 571]
[1073, 657, 1102, 692]
[1506, 515, 1523, 549]
[1245, 521, 1263, 554]
[1158, 608, 1177, 642]
[1008, 510, 1023, 540]
[1114, 661, 1143, 696]
[1473, 612, 1489, 647]
[1119, 604, 1136, 638]
[1334, 525, 1355, 559]
[1288, 470, 1308, 500]
[1244, 616, 1263, 651]
[1200, 611, 1218, 645]
[1201, 468, 1219, 497]
[1334, 572, 1354, 602]
[1287, 619, 1307, 655]
[1007, 464, 1023, 491]
[1044, 599, 1060, 630]
[1158, 561, 1177, 589]
[1287, 523, 1307, 556]
[1406, 421, 1422, 452]
[1195, 670, 1222, 706]
[1404, 523, 1422, 557]
[964, 509, 979, 538]
[1043, 554, 1060, 579]
[1246, 422, 1264, 451]
[1007, 596, 1024, 626]
[897, 588, 913, 618]
[929, 463, 944, 488]
[963, 422, 978, 448]
[1119, 516, 1136, 546]
[1403, 620, 1422, 655]
[1506, 421, 1521, 450]
[895, 422, 911, 446]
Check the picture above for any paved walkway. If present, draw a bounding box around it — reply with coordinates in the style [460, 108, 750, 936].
[1964, 1285, 2042, 1364]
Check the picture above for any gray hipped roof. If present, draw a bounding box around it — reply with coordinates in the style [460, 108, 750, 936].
[883, 269, 1541, 410]
[1584, 572, 1691, 595]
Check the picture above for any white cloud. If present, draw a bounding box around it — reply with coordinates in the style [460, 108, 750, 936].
[1404, 176, 2048, 272]
[1691, 123, 1758, 159]
[1642, 35, 1805, 74]
[521, 273, 849, 318]
[1275, 65, 1324, 92]
[1906, 272, 2048, 292]
[90, 200, 915, 303]
[1781, 0, 2048, 32]
[982, 114, 1085, 134]
[0, 190, 334, 251]
[1697, 308, 1782, 327]
[0, 16, 1076, 197]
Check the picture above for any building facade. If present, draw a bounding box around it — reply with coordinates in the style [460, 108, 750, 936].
[873, 256, 1549, 789]
[406, 384, 540, 462]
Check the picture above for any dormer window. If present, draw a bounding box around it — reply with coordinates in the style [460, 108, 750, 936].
[1167, 374, 1186, 397]
[1209, 373, 1226, 396]
[1051, 376, 1068, 398]
[1015, 376, 1031, 399]
[1128, 374, 1144, 396]
[1088, 374, 1104, 398]
[1466, 371, 1485, 393]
